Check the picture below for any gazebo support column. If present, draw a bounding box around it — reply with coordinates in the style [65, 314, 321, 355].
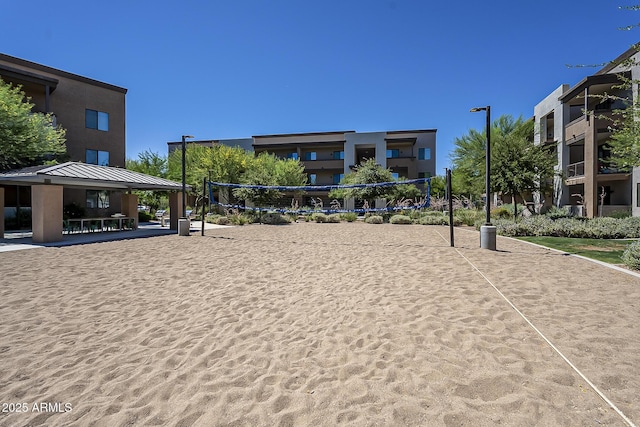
[32, 184, 63, 243]
[168, 192, 184, 230]
[0, 187, 4, 238]
[121, 193, 138, 229]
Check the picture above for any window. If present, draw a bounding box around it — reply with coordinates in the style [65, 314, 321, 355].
[418, 148, 431, 160]
[287, 152, 299, 160]
[85, 109, 109, 131]
[418, 172, 431, 179]
[86, 190, 110, 209]
[309, 174, 317, 185]
[333, 173, 344, 184]
[386, 149, 399, 158]
[86, 149, 110, 166]
[333, 151, 344, 160]
[305, 152, 317, 161]
[391, 172, 399, 180]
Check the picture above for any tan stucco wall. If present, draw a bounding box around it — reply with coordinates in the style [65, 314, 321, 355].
[0, 55, 127, 168]
[32, 185, 63, 243]
[121, 193, 138, 229]
[168, 192, 184, 230]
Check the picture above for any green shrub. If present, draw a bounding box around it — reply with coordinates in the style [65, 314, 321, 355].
[609, 210, 631, 219]
[138, 211, 153, 222]
[286, 213, 300, 223]
[545, 206, 572, 219]
[389, 214, 413, 224]
[205, 214, 221, 224]
[622, 241, 640, 270]
[341, 212, 358, 222]
[492, 216, 640, 239]
[365, 215, 384, 224]
[261, 212, 290, 225]
[419, 213, 448, 225]
[312, 213, 328, 223]
[228, 214, 250, 225]
[327, 213, 341, 223]
[454, 209, 481, 226]
[408, 209, 425, 220]
[215, 216, 230, 225]
[491, 206, 511, 219]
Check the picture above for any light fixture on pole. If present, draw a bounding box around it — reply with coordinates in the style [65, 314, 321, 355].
[470, 106, 496, 250]
[181, 135, 194, 218]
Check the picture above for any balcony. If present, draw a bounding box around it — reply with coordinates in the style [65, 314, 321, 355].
[302, 159, 344, 171]
[565, 117, 587, 144]
[386, 157, 414, 169]
[566, 161, 585, 179]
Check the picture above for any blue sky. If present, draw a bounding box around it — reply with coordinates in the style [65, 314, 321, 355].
[2, 1, 638, 174]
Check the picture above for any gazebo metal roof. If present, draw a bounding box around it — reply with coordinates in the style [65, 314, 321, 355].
[0, 162, 189, 191]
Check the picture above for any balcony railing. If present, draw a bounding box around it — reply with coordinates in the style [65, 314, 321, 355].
[566, 161, 585, 178]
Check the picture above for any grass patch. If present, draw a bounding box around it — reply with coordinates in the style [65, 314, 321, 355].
[517, 236, 636, 264]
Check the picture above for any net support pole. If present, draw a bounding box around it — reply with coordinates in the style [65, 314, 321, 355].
[201, 176, 206, 236]
[447, 168, 454, 247]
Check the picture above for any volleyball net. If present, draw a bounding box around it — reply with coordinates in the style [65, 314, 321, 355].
[206, 178, 431, 214]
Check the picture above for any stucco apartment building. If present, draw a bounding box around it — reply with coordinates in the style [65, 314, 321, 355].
[534, 45, 640, 218]
[168, 129, 436, 207]
[0, 53, 127, 221]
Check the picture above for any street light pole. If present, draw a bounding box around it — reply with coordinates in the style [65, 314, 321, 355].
[484, 106, 491, 225]
[470, 106, 495, 250]
[181, 135, 194, 218]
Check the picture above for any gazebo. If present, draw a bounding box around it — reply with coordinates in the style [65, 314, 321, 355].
[0, 162, 190, 243]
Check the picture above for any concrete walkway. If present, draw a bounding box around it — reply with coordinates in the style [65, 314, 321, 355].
[0, 221, 230, 252]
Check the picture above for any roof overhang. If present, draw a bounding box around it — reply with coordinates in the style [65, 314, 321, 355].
[0, 63, 59, 92]
[559, 72, 630, 102]
[0, 162, 190, 191]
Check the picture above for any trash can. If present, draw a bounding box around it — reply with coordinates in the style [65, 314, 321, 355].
[178, 218, 190, 236]
[480, 225, 496, 250]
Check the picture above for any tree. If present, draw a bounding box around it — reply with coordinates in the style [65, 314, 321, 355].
[167, 144, 253, 204]
[0, 79, 66, 171]
[608, 98, 640, 170]
[232, 152, 307, 208]
[126, 150, 168, 210]
[590, 6, 640, 169]
[328, 159, 422, 206]
[126, 150, 167, 177]
[491, 119, 556, 219]
[429, 175, 446, 198]
[449, 128, 486, 199]
[450, 114, 556, 218]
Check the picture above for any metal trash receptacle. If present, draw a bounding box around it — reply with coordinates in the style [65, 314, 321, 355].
[178, 218, 190, 236]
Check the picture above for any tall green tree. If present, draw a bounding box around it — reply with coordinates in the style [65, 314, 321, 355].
[0, 79, 66, 171]
[491, 119, 556, 219]
[449, 127, 486, 199]
[429, 175, 446, 198]
[167, 144, 253, 199]
[450, 115, 556, 215]
[608, 97, 640, 169]
[126, 150, 169, 210]
[126, 150, 167, 177]
[232, 152, 307, 207]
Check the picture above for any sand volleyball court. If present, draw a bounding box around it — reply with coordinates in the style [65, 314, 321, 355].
[0, 222, 638, 426]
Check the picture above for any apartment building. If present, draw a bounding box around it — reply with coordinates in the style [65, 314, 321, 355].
[168, 129, 436, 207]
[0, 53, 127, 219]
[534, 45, 639, 217]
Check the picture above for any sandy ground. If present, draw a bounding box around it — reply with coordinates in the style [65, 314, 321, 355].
[0, 222, 638, 426]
